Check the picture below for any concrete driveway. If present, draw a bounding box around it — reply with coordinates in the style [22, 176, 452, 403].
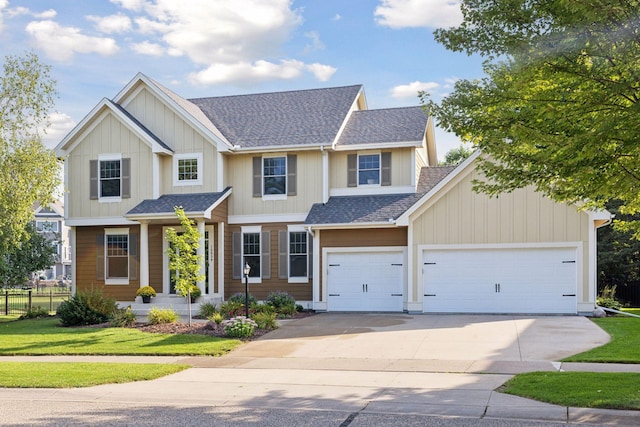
[195, 313, 611, 373]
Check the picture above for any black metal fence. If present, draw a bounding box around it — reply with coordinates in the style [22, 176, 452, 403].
[1, 288, 71, 315]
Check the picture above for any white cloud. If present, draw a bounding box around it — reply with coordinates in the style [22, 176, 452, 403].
[34, 9, 56, 19]
[110, 0, 146, 12]
[374, 0, 463, 29]
[332, 14, 342, 21]
[87, 13, 132, 34]
[306, 63, 336, 81]
[25, 20, 119, 61]
[391, 81, 440, 98]
[42, 112, 76, 149]
[0, 0, 7, 31]
[6, 6, 56, 19]
[189, 59, 306, 85]
[303, 31, 324, 54]
[131, 40, 164, 56]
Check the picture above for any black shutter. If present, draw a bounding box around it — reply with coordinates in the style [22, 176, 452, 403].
[261, 231, 271, 279]
[129, 233, 138, 280]
[278, 230, 288, 279]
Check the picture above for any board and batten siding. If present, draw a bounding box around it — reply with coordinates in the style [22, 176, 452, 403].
[225, 152, 323, 217]
[159, 142, 219, 195]
[329, 148, 414, 189]
[66, 112, 154, 219]
[410, 168, 591, 305]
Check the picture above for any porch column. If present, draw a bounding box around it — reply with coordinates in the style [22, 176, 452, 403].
[197, 219, 206, 294]
[139, 221, 149, 288]
[217, 222, 225, 298]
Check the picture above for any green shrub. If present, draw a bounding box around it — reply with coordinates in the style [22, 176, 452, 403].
[228, 292, 256, 306]
[198, 301, 218, 318]
[252, 311, 278, 329]
[296, 304, 304, 312]
[19, 306, 50, 319]
[222, 316, 257, 338]
[210, 312, 224, 324]
[147, 307, 179, 324]
[220, 300, 248, 318]
[110, 307, 136, 327]
[598, 285, 623, 311]
[265, 291, 295, 310]
[56, 288, 119, 326]
[253, 303, 276, 315]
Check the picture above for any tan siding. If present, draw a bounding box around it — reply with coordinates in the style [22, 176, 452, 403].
[330, 149, 414, 190]
[75, 226, 140, 301]
[226, 152, 323, 217]
[67, 112, 154, 219]
[224, 223, 313, 301]
[410, 168, 591, 304]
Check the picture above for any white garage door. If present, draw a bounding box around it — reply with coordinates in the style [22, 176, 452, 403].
[327, 251, 404, 312]
[423, 246, 577, 314]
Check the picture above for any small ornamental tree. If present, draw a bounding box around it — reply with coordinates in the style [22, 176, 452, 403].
[165, 206, 205, 299]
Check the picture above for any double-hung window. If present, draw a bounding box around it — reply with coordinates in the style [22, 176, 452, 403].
[289, 231, 308, 279]
[100, 159, 121, 197]
[91, 154, 130, 201]
[358, 154, 380, 185]
[174, 153, 203, 186]
[263, 156, 287, 195]
[36, 220, 58, 233]
[243, 229, 261, 280]
[105, 229, 129, 284]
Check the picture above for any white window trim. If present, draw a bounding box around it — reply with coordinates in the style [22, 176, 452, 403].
[357, 151, 381, 187]
[262, 155, 287, 201]
[173, 153, 203, 186]
[241, 225, 262, 284]
[287, 225, 309, 284]
[104, 227, 129, 285]
[36, 220, 59, 233]
[98, 153, 123, 203]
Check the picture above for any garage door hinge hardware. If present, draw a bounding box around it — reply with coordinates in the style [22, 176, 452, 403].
[424, 262, 436, 265]
[362, 284, 368, 292]
[329, 293, 340, 296]
[562, 260, 576, 263]
[424, 294, 436, 296]
[391, 263, 403, 266]
[563, 294, 576, 297]
[391, 293, 402, 296]
[329, 264, 341, 267]
[495, 283, 501, 293]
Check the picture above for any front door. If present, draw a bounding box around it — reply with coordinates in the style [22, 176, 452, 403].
[164, 225, 214, 295]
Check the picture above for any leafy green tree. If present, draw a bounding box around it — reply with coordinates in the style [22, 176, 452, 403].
[0, 222, 58, 287]
[165, 207, 205, 299]
[439, 145, 474, 166]
[425, 1, 640, 233]
[0, 53, 59, 252]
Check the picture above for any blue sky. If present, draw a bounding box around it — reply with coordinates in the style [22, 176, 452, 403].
[0, 0, 484, 157]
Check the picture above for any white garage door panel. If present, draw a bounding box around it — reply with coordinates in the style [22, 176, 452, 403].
[423, 247, 577, 314]
[328, 251, 404, 312]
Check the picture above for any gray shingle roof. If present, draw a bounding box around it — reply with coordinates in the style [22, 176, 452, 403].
[336, 107, 428, 146]
[305, 193, 423, 225]
[126, 189, 230, 216]
[305, 166, 457, 225]
[188, 85, 363, 148]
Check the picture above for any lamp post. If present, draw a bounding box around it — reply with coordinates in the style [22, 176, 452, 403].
[243, 262, 251, 318]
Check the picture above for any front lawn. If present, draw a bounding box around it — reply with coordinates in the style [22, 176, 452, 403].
[0, 317, 242, 356]
[501, 313, 640, 410]
[0, 362, 189, 388]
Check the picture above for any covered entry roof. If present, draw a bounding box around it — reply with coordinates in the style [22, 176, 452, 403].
[125, 187, 231, 220]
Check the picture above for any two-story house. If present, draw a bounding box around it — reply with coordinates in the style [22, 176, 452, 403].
[55, 73, 609, 315]
[33, 200, 72, 281]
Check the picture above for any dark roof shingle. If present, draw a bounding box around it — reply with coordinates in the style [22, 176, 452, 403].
[126, 189, 230, 216]
[188, 85, 363, 148]
[337, 107, 428, 146]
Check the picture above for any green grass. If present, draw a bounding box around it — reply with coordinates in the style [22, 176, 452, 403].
[500, 372, 640, 410]
[563, 316, 640, 363]
[0, 317, 242, 356]
[0, 362, 190, 388]
[503, 313, 640, 410]
[623, 308, 640, 316]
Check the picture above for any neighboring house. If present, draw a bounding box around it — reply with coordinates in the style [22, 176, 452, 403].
[33, 201, 72, 281]
[55, 73, 610, 315]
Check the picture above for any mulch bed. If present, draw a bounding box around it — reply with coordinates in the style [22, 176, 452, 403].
[130, 310, 316, 340]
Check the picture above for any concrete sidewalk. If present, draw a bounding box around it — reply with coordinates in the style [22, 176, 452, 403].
[1, 313, 639, 426]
